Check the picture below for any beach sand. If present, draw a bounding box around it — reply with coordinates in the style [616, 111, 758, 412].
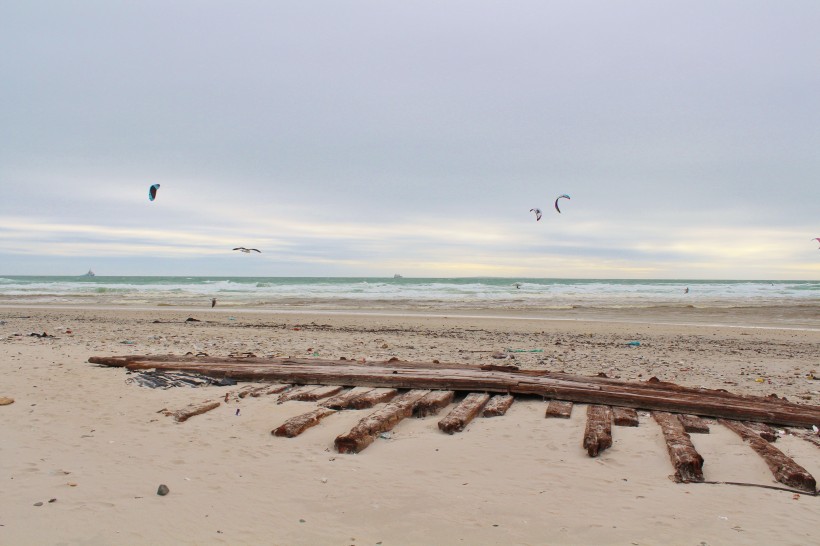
[2, 306, 819, 545]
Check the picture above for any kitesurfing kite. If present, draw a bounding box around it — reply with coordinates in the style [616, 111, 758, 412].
[813, 237, 820, 249]
[554, 194, 570, 213]
[233, 247, 261, 253]
[148, 184, 160, 201]
[530, 208, 542, 221]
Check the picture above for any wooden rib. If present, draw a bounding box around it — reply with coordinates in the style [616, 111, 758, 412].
[347, 388, 398, 409]
[166, 400, 220, 423]
[88, 354, 820, 427]
[334, 390, 431, 454]
[652, 411, 704, 483]
[414, 390, 454, 417]
[678, 414, 710, 434]
[272, 407, 337, 438]
[720, 419, 816, 493]
[483, 394, 514, 417]
[545, 400, 573, 419]
[291, 385, 344, 402]
[743, 422, 778, 442]
[438, 393, 490, 434]
[583, 405, 613, 457]
[321, 387, 374, 409]
[612, 406, 639, 427]
[277, 385, 321, 403]
[266, 383, 292, 395]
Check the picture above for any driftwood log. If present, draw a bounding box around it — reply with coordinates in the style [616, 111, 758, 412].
[720, 419, 817, 493]
[272, 407, 336, 438]
[88, 355, 820, 427]
[678, 414, 710, 434]
[165, 400, 220, 423]
[545, 400, 573, 419]
[483, 394, 514, 417]
[335, 390, 431, 453]
[652, 411, 704, 483]
[612, 406, 639, 427]
[321, 387, 374, 409]
[414, 390, 455, 418]
[584, 405, 613, 457]
[438, 393, 490, 434]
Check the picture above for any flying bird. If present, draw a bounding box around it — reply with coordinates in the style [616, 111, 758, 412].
[148, 184, 160, 201]
[233, 247, 261, 253]
[530, 208, 542, 221]
[554, 194, 570, 213]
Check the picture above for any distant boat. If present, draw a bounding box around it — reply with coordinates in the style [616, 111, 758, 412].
[82, 269, 96, 277]
[393, 274, 403, 279]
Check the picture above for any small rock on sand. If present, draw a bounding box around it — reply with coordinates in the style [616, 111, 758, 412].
[157, 484, 170, 496]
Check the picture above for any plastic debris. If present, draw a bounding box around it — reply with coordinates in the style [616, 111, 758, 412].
[505, 349, 544, 353]
[626, 341, 641, 347]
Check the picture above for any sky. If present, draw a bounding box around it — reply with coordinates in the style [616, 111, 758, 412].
[1, 1, 819, 279]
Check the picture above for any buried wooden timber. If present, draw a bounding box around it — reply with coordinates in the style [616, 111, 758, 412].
[265, 383, 291, 396]
[743, 422, 779, 442]
[163, 400, 221, 423]
[347, 388, 398, 409]
[652, 411, 704, 483]
[335, 390, 431, 454]
[612, 406, 639, 427]
[678, 414, 710, 434]
[277, 385, 322, 403]
[321, 387, 374, 409]
[414, 390, 454, 417]
[719, 419, 817, 493]
[439, 393, 491, 434]
[291, 385, 344, 402]
[88, 354, 820, 427]
[791, 429, 820, 449]
[545, 400, 573, 419]
[583, 405, 613, 457]
[272, 407, 337, 438]
[483, 394, 514, 417]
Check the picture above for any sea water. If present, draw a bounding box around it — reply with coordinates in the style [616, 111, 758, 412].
[0, 276, 817, 311]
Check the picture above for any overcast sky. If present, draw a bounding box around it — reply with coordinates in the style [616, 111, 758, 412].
[1, 1, 818, 279]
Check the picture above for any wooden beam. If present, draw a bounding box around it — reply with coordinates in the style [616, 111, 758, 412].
[335, 390, 430, 454]
[272, 407, 336, 438]
[164, 400, 220, 423]
[277, 385, 321, 403]
[584, 405, 613, 457]
[720, 419, 816, 493]
[88, 355, 820, 427]
[348, 388, 398, 409]
[321, 387, 374, 409]
[414, 390, 454, 418]
[652, 411, 704, 483]
[483, 394, 514, 417]
[290, 385, 344, 402]
[439, 393, 490, 434]
[612, 406, 639, 427]
[545, 400, 573, 419]
[677, 414, 710, 434]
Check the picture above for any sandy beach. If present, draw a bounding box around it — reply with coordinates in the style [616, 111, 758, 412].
[2, 305, 820, 545]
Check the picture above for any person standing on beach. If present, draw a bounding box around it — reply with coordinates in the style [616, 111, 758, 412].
[211, 298, 217, 308]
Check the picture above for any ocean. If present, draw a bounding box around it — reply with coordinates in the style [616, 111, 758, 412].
[0, 276, 817, 312]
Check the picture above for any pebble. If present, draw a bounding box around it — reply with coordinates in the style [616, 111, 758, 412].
[157, 484, 170, 496]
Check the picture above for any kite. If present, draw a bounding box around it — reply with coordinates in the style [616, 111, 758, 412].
[233, 247, 261, 253]
[813, 237, 820, 248]
[530, 208, 542, 222]
[554, 194, 570, 213]
[148, 184, 160, 201]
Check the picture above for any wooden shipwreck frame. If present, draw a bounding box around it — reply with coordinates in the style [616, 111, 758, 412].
[90, 354, 820, 494]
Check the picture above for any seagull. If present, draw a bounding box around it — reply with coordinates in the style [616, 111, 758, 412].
[233, 247, 261, 253]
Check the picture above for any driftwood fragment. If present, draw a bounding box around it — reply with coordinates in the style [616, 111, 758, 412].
[277, 385, 321, 403]
[652, 411, 704, 483]
[165, 400, 221, 423]
[743, 422, 778, 442]
[720, 419, 817, 493]
[483, 394, 514, 417]
[335, 390, 431, 453]
[290, 385, 344, 402]
[583, 405, 613, 457]
[414, 390, 454, 417]
[321, 387, 374, 409]
[438, 393, 490, 434]
[612, 406, 639, 427]
[272, 407, 337, 438]
[545, 400, 573, 419]
[347, 388, 398, 409]
[678, 414, 710, 434]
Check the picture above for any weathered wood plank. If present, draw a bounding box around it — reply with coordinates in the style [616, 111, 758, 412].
[720, 419, 816, 493]
[88, 354, 820, 427]
[612, 406, 639, 427]
[545, 400, 573, 419]
[290, 385, 344, 402]
[164, 400, 220, 423]
[277, 385, 321, 403]
[677, 414, 710, 434]
[321, 387, 374, 409]
[414, 390, 454, 418]
[583, 405, 613, 457]
[335, 390, 431, 453]
[272, 407, 337, 438]
[347, 388, 398, 409]
[438, 393, 490, 434]
[483, 394, 514, 417]
[652, 411, 704, 483]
